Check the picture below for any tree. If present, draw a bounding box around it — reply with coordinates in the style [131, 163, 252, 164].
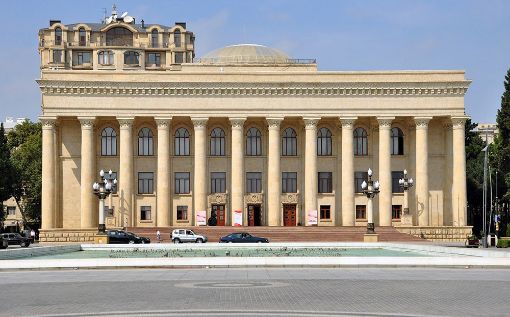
[7, 121, 42, 228]
[494, 69, 510, 200]
[0, 123, 15, 231]
[465, 119, 485, 235]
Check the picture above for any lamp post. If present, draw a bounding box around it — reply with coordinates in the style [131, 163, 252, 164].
[399, 169, 414, 225]
[361, 168, 380, 234]
[92, 169, 117, 234]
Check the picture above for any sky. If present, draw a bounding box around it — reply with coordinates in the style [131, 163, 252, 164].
[0, 0, 509, 124]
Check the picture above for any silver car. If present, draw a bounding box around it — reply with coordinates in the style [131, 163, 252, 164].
[171, 229, 208, 243]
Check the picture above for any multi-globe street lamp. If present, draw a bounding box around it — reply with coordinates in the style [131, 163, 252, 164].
[398, 169, 414, 221]
[361, 168, 380, 234]
[92, 170, 117, 234]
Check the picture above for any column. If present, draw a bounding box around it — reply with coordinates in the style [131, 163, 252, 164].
[156, 117, 171, 227]
[267, 118, 283, 226]
[452, 117, 468, 226]
[341, 117, 357, 226]
[230, 118, 246, 226]
[41, 118, 57, 230]
[304, 118, 319, 226]
[443, 122, 453, 226]
[414, 117, 432, 226]
[118, 117, 134, 227]
[377, 117, 394, 226]
[79, 117, 96, 229]
[192, 118, 208, 225]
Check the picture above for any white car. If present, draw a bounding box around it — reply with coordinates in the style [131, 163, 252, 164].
[171, 229, 208, 243]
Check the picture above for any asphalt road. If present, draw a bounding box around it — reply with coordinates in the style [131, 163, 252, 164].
[0, 268, 508, 317]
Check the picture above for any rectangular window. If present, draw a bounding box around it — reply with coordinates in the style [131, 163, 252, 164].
[177, 206, 188, 220]
[52, 50, 62, 63]
[318, 172, 332, 193]
[7, 207, 16, 216]
[140, 206, 151, 220]
[76, 51, 91, 65]
[211, 172, 226, 193]
[175, 172, 190, 194]
[147, 52, 161, 66]
[356, 205, 366, 220]
[392, 205, 402, 220]
[175, 52, 184, 64]
[354, 171, 368, 193]
[246, 172, 262, 193]
[282, 172, 297, 193]
[320, 205, 331, 220]
[392, 171, 404, 193]
[138, 172, 154, 194]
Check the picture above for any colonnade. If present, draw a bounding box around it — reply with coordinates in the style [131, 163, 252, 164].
[40, 115, 468, 230]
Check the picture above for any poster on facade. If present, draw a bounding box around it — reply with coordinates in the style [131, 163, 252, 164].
[233, 210, 243, 226]
[196, 210, 207, 226]
[307, 210, 318, 226]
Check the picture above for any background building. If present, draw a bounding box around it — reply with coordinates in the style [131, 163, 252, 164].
[37, 9, 472, 242]
[473, 123, 499, 144]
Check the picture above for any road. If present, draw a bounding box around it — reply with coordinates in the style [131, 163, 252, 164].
[0, 268, 508, 317]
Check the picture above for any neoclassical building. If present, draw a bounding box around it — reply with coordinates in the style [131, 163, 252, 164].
[37, 11, 471, 241]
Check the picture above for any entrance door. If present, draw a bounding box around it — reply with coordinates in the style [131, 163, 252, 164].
[212, 205, 226, 226]
[248, 204, 262, 226]
[283, 204, 296, 226]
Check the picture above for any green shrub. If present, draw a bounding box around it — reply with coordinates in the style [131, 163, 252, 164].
[496, 239, 510, 248]
[506, 226, 510, 237]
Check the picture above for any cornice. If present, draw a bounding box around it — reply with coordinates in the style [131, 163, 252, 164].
[36, 80, 471, 97]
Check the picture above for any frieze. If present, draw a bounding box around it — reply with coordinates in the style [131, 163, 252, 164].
[208, 193, 228, 205]
[245, 193, 263, 204]
[281, 193, 299, 204]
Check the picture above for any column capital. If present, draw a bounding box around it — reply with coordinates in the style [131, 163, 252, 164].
[155, 117, 172, 129]
[117, 117, 134, 129]
[443, 122, 453, 130]
[303, 118, 320, 129]
[376, 117, 395, 129]
[266, 118, 284, 129]
[191, 117, 208, 128]
[339, 116, 357, 129]
[229, 117, 247, 129]
[40, 117, 57, 129]
[78, 117, 96, 129]
[414, 117, 432, 129]
[451, 116, 469, 129]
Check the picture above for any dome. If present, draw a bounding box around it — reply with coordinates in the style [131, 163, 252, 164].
[199, 44, 290, 64]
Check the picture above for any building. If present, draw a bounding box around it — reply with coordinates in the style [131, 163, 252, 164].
[2, 117, 27, 133]
[473, 123, 498, 144]
[37, 9, 472, 242]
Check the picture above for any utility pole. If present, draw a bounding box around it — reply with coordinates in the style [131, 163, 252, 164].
[482, 144, 488, 248]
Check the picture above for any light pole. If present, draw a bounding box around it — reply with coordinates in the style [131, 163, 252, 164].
[399, 169, 414, 225]
[361, 168, 380, 234]
[92, 169, 117, 234]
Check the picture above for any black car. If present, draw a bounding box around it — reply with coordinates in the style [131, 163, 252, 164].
[0, 233, 31, 247]
[219, 232, 269, 243]
[107, 230, 150, 244]
[0, 236, 8, 249]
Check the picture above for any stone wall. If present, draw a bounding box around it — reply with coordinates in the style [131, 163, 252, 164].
[39, 228, 98, 242]
[396, 226, 473, 242]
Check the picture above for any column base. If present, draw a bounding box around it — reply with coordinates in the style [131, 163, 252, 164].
[94, 234, 109, 244]
[401, 213, 413, 226]
[364, 233, 379, 242]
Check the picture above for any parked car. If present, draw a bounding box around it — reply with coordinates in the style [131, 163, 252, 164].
[171, 229, 208, 243]
[107, 230, 150, 244]
[0, 236, 8, 249]
[0, 233, 31, 247]
[219, 232, 269, 243]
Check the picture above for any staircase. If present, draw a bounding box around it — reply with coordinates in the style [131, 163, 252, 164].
[126, 226, 427, 243]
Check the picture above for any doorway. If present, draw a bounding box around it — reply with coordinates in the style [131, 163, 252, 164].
[283, 204, 296, 226]
[212, 204, 226, 226]
[247, 204, 262, 226]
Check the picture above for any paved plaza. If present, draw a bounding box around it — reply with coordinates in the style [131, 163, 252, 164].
[0, 268, 508, 317]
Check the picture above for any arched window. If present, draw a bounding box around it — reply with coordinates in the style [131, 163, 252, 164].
[101, 127, 117, 156]
[106, 27, 133, 46]
[79, 28, 86, 46]
[174, 29, 181, 47]
[124, 51, 139, 65]
[175, 127, 190, 156]
[317, 127, 332, 156]
[282, 128, 297, 156]
[353, 127, 368, 156]
[391, 127, 404, 155]
[151, 29, 158, 47]
[138, 127, 153, 156]
[210, 128, 225, 156]
[98, 50, 114, 65]
[55, 27, 62, 45]
[246, 127, 261, 156]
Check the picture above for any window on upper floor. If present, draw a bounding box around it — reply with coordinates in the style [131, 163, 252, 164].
[210, 128, 225, 156]
[138, 127, 154, 156]
[151, 29, 158, 48]
[55, 27, 62, 45]
[79, 28, 86, 46]
[174, 29, 181, 47]
[101, 127, 117, 156]
[354, 171, 368, 193]
[391, 127, 404, 155]
[354, 127, 368, 156]
[211, 172, 226, 193]
[246, 172, 262, 193]
[98, 51, 114, 65]
[318, 172, 332, 193]
[175, 127, 190, 156]
[317, 127, 332, 156]
[75, 51, 91, 65]
[174, 52, 184, 64]
[138, 172, 154, 194]
[282, 172, 297, 193]
[392, 171, 405, 193]
[147, 52, 161, 67]
[7, 207, 16, 216]
[175, 172, 190, 194]
[52, 50, 62, 63]
[282, 128, 297, 156]
[124, 51, 139, 66]
[246, 127, 261, 156]
[106, 27, 133, 46]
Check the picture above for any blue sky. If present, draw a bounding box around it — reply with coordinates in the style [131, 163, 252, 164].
[0, 0, 509, 124]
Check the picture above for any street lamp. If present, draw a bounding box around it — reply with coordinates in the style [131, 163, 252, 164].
[92, 169, 117, 234]
[399, 169, 414, 224]
[361, 168, 380, 234]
